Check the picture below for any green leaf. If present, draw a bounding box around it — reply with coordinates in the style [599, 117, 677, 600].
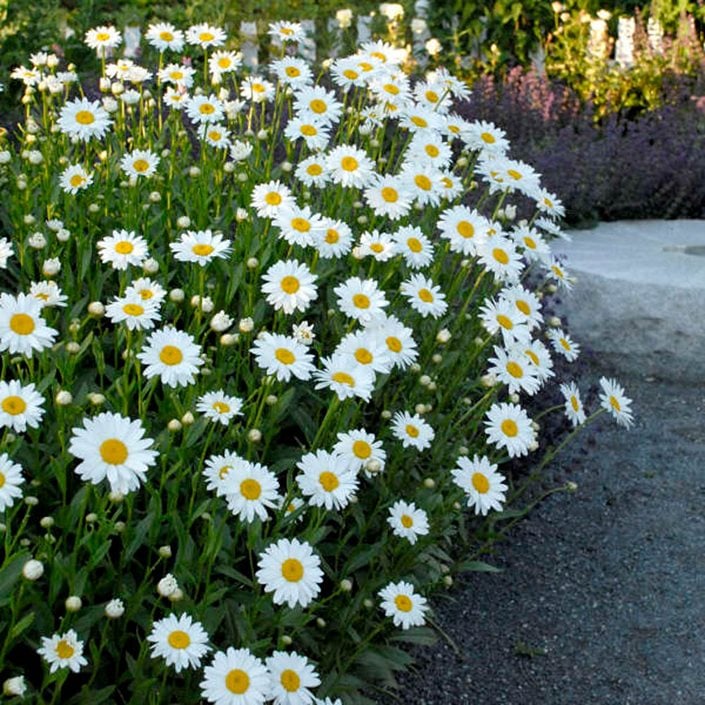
[9, 611, 35, 639]
[455, 559, 501, 573]
[0, 552, 29, 601]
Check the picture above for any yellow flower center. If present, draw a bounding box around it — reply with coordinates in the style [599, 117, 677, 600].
[2, 396, 27, 415]
[226, 669, 250, 695]
[309, 99, 327, 114]
[354, 348, 373, 364]
[95, 32, 111, 42]
[218, 465, 232, 480]
[407, 237, 422, 253]
[609, 396, 621, 412]
[170, 70, 184, 80]
[370, 243, 384, 253]
[551, 265, 565, 279]
[341, 156, 359, 172]
[199, 31, 215, 42]
[457, 221, 474, 238]
[418, 288, 434, 303]
[493, 248, 510, 265]
[167, 630, 191, 649]
[331, 371, 355, 386]
[265, 191, 282, 206]
[352, 440, 371, 459]
[280, 276, 300, 294]
[414, 175, 432, 191]
[280, 669, 301, 692]
[481, 131, 495, 144]
[319, 470, 340, 492]
[99, 438, 128, 465]
[285, 66, 301, 77]
[55, 639, 76, 659]
[352, 293, 370, 309]
[291, 217, 311, 233]
[394, 594, 413, 612]
[0, 472, 4, 488]
[159, 31, 174, 41]
[275, 348, 296, 365]
[516, 300, 530, 316]
[506, 361, 524, 378]
[472, 472, 490, 494]
[343, 69, 359, 80]
[400, 514, 414, 528]
[159, 345, 184, 366]
[441, 177, 453, 189]
[212, 401, 230, 414]
[501, 419, 518, 437]
[240, 478, 262, 500]
[192, 243, 215, 256]
[410, 116, 428, 128]
[525, 349, 539, 365]
[384, 83, 400, 95]
[425, 90, 439, 102]
[115, 240, 134, 254]
[425, 144, 440, 157]
[371, 51, 386, 61]
[524, 237, 536, 250]
[496, 314, 513, 330]
[405, 424, 419, 438]
[559, 338, 571, 352]
[358, 61, 374, 72]
[307, 164, 323, 176]
[507, 169, 523, 180]
[218, 57, 232, 69]
[381, 187, 398, 203]
[281, 558, 304, 582]
[571, 396, 580, 412]
[544, 196, 554, 208]
[132, 159, 150, 173]
[252, 83, 265, 93]
[70, 174, 86, 188]
[208, 130, 223, 142]
[280, 27, 295, 36]
[122, 303, 144, 316]
[325, 228, 339, 244]
[300, 124, 317, 136]
[9, 313, 35, 336]
[199, 103, 216, 115]
[386, 336, 402, 353]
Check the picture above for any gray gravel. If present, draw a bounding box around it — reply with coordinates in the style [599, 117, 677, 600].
[378, 371, 705, 705]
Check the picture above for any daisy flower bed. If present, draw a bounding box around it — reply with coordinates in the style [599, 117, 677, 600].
[0, 21, 634, 705]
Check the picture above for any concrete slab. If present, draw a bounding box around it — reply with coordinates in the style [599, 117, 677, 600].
[551, 220, 705, 383]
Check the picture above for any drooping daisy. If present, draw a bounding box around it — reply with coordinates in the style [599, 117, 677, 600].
[391, 411, 435, 451]
[256, 538, 323, 609]
[387, 500, 430, 544]
[273, 206, 326, 248]
[545, 258, 575, 290]
[484, 402, 536, 458]
[186, 94, 225, 125]
[314, 218, 352, 259]
[598, 377, 634, 429]
[335, 330, 393, 374]
[393, 226, 434, 269]
[146, 22, 185, 52]
[294, 86, 343, 126]
[224, 460, 280, 523]
[137, 326, 204, 387]
[37, 630, 88, 673]
[0, 292, 58, 358]
[147, 613, 211, 673]
[452, 454, 508, 515]
[365, 314, 418, 370]
[400, 274, 447, 319]
[262, 260, 318, 315]
[59, 163, 93, 194]
[266, 651, 321, 705]
[186, 23, 227, 49]
[487, 345, 542, 396]
[170, 229, 231, 266]
[313, 355, 376, 402]
[326, 145, 375, 189]
[58, 98, 112, 142]
[251, 180, 295, 218]
[69, 412, 157, 495]
[251, 333, 315, 383]
[85, 25, 122, 53]
[0, 453, 24, 511]
[334, 276, 388, 323]
[296, 450, 359, 511]
[547, 328, 580, 362]
[29, 281, 68, 308]
[97, 229, 149, 270]
[560, 381, 587, 427]
[378, 580, 428, 630]
[0, 380, 45, 433]
[196, 391, 244, 426]
[363, 175, 412, 220]
[120, 149, 160, 179]
[333, 429, 387, 474]
[200, 647, 270, 705]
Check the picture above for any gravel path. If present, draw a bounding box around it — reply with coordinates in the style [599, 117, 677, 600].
[378, 371, 705, 705]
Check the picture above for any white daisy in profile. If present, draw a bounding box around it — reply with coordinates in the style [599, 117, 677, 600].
[266, 650, 321, 705]
[387, 500, 430, 544]
[29, 281, 68, 308]
[59, 163, 93, 194]
[200, 647, 270, 705]
[364, 175, 412, 220]
[262, 260, 318, 315]
[334, 276, 388, 323]
[106, 294, 161, 331]
[147, 613, 211, 673]
[487, 345, 542, 396]
[335, 330, 393, 374]
[251, 180, 295, 218]
[146, 22, 185, 52]
[333, 429, 386, 474]
[186, 94, 225, 124]
[326, 145, 375, 189]
[391, 411, 435, 451]
[97, 229, 149, 270]
[0, 292, 58, 358]
[58, 98, 112, 141]
[296, 450, 359, 511]
[186, 22, 227, 48]
[560, 381, 587, 427]
[437, 205, 488, 256]
[484, 402, 536, 458]
[37, 630, 88, 673]
[251, 332, 315, 383]
[0, 380, 45, 433]
[170, 229, 231, 267]
[599, 377, 634, 429]
[378, 580, 428, 630]
[314, 218, 352, 259]
[451, 454, 508, 515]
[313, 355, 376, 402]
[0, 453, 25, 511]
[85, 25, 122, 53]
[69, 412, 157, 494]
[545, 258, 574, 290]
[400, 274, 447, 319]
[137, 326, 204, 387]
[120, 149, 160, 179]
[224, 459, 279, 523]
[394, 226, 434, 269]
[0, 237, 14, 268]
[365, 314, 418, 370]
[548, 328, 580, 362]
[294, 85, 343, 126]
[256, 537, 323, 609]
[196, 391, 244, 426]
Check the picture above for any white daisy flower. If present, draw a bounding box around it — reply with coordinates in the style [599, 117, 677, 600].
[479, 296, 532, 346]
[511, 225, 551, 263]
[365, 314, 418, 370]
[560, 381, 587, 427]
[0, 237, 14, 268]
[437, 205, 489, 256]
[251, 333, 316, 383]
[501, 285, 543, 331]
[326, 145, 375, 189]
[256, 538, 323, 609]
[387, 500, 430, 544]
[408, 130, 452, 168]
[251, 180, 295, 218]
[186, 94, 225, 124]
[401, 162, 444, 206]
[59, 163, 93, 194]
[120, 149, 160, 179]
[313, 355, 376, 402]
[85, 25, 122, 53]
[335, 330, 393, 374]
[599, 377, 634, 429]
[535, 188, 566, 218]
[291, 320, 316, 346]
[209, 50, 242, 77]
[137, 326, 204, 387]
[393, 226, 434, 269]
[333, 429, 386, 474]
[58, 98, 112, 142]
[478, 235, 525, 283]
[391, 411, 435, 450]
[358, 230, 396, 262]
[451, 454, 508, 515]
[283, 117, 330, 151]
[548, 329, 580, 362]
[399, 105, 445, 133]
[400, 274, 447, 318]
[378, 580, 428, 629]
[200, 647, 270, 705]
[462, 120, 509, 155]
[522, 339, 555, 383]
[239, 76, 276, 103]
[270, 57, 312, 88]
[0, 380, 45, 433]
[223, 459, 279, 523]
[196, 391, 244, 426]
[0, 453, 25, 511]
[295, 157, 330, 189]
[170, 229, 232, 266]
[147, 613, 211, 673]
[262, 260, 318, 315]
[69, 412, 158, 494]
[363, 176, 412, 220]
[29, 281, 67, 308]
[273, 206, 326, 248]
[334, 276, 388, 323]
[266, 650, 321, 705]
[0, 292, 58, 358]
[484, 402, 536, 458]
[37, 630, 88, 673]
[294, 86, 343, 126]
[186, 23, 227, 48]
[146, 22, 184, 52]
[296, 450, 359, 511]
[163, 86, 190, 109]
[268, 20, 305, 43]
[487, 344, 542, 396]
[545, 258, 575, 290]
[105, 294, 161, 331]
[97, 229, 149, 270]
[124, 277, 166, 305]
[159, 63, 196, 88]
[203, 451, 241, 498]
[314, 218, 352, 259]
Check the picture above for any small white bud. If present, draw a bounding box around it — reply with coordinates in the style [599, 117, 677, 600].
[88, 301, 105, 317]
[65, 595, 82, 612]
[181, 411, 195, 426]
[281, 635, 293, 646]
[55, 390, 72, 406]
[176, 216, 191, 229]
[169, 288, 185, 303]
[220, 333, 238, 346]
[158, 545, 172, 559]
[157, 574, 179, 598]
[167, 419, 182, 432]
[40, 516, 54, 529]
[423, 477, 435, 488]
[22, 559, 44, 581]
[238, 317, 254, 333]
[104, 598, 125, 619]
[246, 257, 258, 269]
[248, 428, 262, 443]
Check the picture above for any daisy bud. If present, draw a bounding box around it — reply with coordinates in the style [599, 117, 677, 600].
[257, 129, 268, 140]
[509, 393, 520, 404]
[65, 595, 82, 612]
[548, 316, 562, 328]
[157, 574, 179, 598]
[531, 421, 540, 431]
[236, 208, 248, 222]
[453, 501, 461, 510]
[463, 397, 472, 405]
[176, 216, 191, 229]
[219, 333, 238, 346]
[57, 228, 71, 242]
[363, 598, 374, 608]
[88, 203, 100, 213]
[88, 301, 105, 317]
[142, 257, 159, 274]
[55, 390, 73, 406]
[28, 232, 46, 249]
[528, 440, 539, 452]
[105, 598, 125, 619]
[66, 341, 80, 354]
[423, 478, 435, 488]
[88, 392, 105, 406]
[427, 382, 437, 391]
[42, 258, 61, 276]
[27, 150, 42, 164]
[432, 354, 442, 363]
[546, 284, 558, 293]
[167, 419, 182, 432]
[381, 410, 392, 419]
[108, 491, 125, 503]
[85, 513, 98, 524]
[0, 524, 6, 533]
[16, 178, 27, 191]
[281, 161, 292, 172]
[22, 559, 44, 581]
[358, 123, 372, 136]
[0, 151, 10, 164]
[444, 575, 454, 587]
[369, 138, 380, 148]
[169, 588, 184, 603]
[199, 297, 215, 313]
[189, 166, 201, 177]
[316, 617, 326, 628]
[210, 311, 233, 332]
[158, 545, 172, 559]
[281, 635, 293, 646]
[365, 459, 382, 474]
[3, 677, 26, 697]
[237, 173, 248, 182]
[114, 521, 126, 533]
[457, 156, 469, 167]
[20, 538, 30, 546]
[410, 363, 422, 373]
[340, 578, 353, 592]
[169, 288, 185, 303]
[223, 162, 235, 173]
[353, 200, 363, 208]
[40, 516, 54, 529]
[246, 257, 259, 269]
[102, 97, 119, 113]
[436, 328, 451, 344]
[356, 215, 368, 225]
[415, 403, 426, 415]
[567, 481, 578, 492]
[181, 412, 195, 426]
[6, 433, 16, 443]
[201, 512, 212, 521]
[148, 191, 161, 203]
[459, 446, 469, 455]
[23, 214, 36, 225]
[480, 373, 498, 388]
[424, 404, 433, 413]
[248, 428, 262, 443]
[238, 317, 254, 333]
